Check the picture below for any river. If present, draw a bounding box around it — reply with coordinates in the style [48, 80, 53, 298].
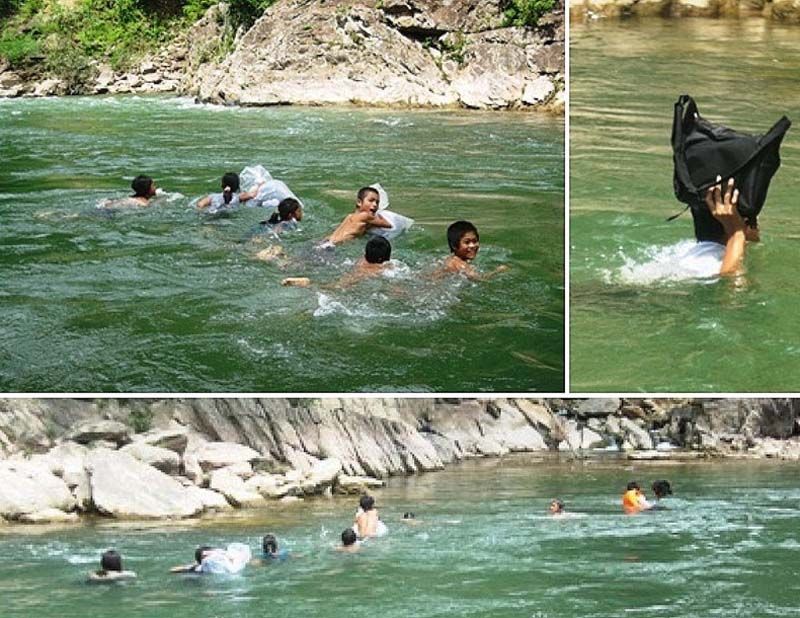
[570, 18, 800, 392]
[0, 96, 564, 392]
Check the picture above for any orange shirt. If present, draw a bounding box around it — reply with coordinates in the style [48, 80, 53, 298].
[622, 489, 645, 514]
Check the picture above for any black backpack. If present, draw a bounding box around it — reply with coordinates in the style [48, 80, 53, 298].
[671, 94, 790, 242]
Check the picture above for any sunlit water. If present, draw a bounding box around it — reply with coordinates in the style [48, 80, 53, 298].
[2, 456, 799, 618]
[570, 18, 800, 392]
[0, 96, 564, 391]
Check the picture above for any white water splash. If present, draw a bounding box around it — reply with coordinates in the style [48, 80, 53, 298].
[603, 240, 725, 285]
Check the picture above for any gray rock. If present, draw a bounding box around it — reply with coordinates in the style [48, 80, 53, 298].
[0, 461, 76, 519]
[618, 417, 653, 451]
[573, 399, 621, 418]
[120, 443, 181, 475]
[209, 468, 266, 508]
[195, 442, 262, 471]
[522, 76, 555, 105]
[185, 486, 234, 511]
[68, 420, 131, 447]
[308, 457, 343, 487]
[18, 508, 80, 524]
[87, 449, 203, 519]
[42, 442, 91, 510]
[134, 427, 189, 454]
[335, 474, 386, 494]
[183, 453, 204, 485]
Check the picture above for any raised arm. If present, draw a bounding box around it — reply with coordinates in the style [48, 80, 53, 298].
[196, 195, 211, 209]
[706, 177, 745, 276]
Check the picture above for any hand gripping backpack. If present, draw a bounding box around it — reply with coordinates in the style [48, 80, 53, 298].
[671, 94, 791, 242]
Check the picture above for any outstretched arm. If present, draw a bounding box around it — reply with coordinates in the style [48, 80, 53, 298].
[197, 195, 211, 209]
[706, 177, 745, 276]
[368, 213, 394, 229]
[239, 182, 264, 203]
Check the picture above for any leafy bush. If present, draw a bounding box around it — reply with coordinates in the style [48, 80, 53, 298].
[129, 406, 154, 433]
[503, 0, 556, 27]
[0, 31, 39, 64]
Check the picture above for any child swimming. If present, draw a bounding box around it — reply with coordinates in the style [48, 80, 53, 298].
[101, 175, 159, 208]
[197, 172, 263, 211]
[622, 481, 652, 514]
[438, 220, 509, 281]
[263, 197, 303, 234]
[86, 549, 137, 583]
[282, 237, 394, 288]
[322, 186, 392, 247]
[353, 494, 387, 539]
[336, 528, 361, 553]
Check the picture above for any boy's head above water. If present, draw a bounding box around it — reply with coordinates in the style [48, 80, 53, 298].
[356, 187, 380, 214]
[447, 220, 480, 260]
[341, 529, 357, 546]
[359, 494, 375, 511]
[101, 550, 122, 572]
[131, 175, 155, 198]
[365, 237, 391, 264]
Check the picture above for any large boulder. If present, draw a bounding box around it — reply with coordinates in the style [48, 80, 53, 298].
[18, 508, 80, 524]
[209, 468, 267, 508]
[133, 427, 189, 454]
[186, 0, 562, 110]
[121, 443, 182, 475]
[40, 442, 92, 510]
[0, 461, 76, 520]
[185, 486, 234, 511]
[86, 450, 203, 519]
[335, 474, 385, 494]
[67, 420, 131, 447]
[194, 442, 262, 471]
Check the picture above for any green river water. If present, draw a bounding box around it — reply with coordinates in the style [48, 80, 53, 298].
[1, 455, 799, 618]
[0, 97, 564, 392]
[570, 19, 800, 392]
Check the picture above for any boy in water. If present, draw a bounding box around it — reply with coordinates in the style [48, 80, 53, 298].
[87, 549, 137, 582]
[337, 528, 361, 553]
[282, 237, 394, 288]
[322, 187, 392, 247]
[438, 220, 509, 280]
[354, 494, 384, 539]
[101, 175, 158, 208]
[548, 499, 565, 517]
[622, 481, 652, 514]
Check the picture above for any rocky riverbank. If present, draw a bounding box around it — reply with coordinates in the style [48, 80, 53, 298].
[570, 0, 800, 20]
[1, 398, 799, 527]
[0, 0, 564, 112]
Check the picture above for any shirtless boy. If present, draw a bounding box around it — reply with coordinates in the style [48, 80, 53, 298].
[440, 220, 509, 281]
[282, 237, 393, 288]
[324, 187, 392, 246]
[354, 495, 381, 539]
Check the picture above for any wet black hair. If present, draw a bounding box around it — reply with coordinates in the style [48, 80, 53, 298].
[221, 172, 240, 205]
[357, 186, 379, 202]
[447, 220, 479, 252]
[262, 534, 278, 554]
[341, 529, 357, 546]
[550, 499, 565, 512]
[626, 481, 641, 492]
[651, 480, 673, 499]
[359, 495, 375, 511]
[131, 175, 153, 198]
[195, 545, 213, 564]
[267, 197, 302, 225]
[101, 550, 122, 573]
[403, 512, 415, 520]
[364, 237, 391, 264]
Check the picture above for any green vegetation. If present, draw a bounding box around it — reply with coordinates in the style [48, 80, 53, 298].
[502, 0, 556, 27]
[129, 405, 154, 433]
[0, 0, 276, 77]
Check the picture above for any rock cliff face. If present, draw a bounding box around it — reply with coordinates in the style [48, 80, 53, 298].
[1, 398, 798, 525]
[0, 1, 564, 112]
[185, 0, 565, 111]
